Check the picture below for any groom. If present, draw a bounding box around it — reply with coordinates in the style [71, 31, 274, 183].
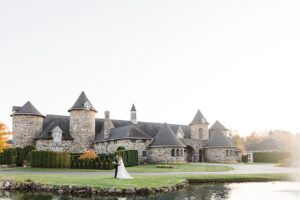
[113, 154, 120, 178]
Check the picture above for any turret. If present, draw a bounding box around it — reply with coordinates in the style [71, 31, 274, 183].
[130, 104, 137, 124]
[190, 109, 209, 140]
[11, 101, 45, 148]
[68, 91, 96, 152]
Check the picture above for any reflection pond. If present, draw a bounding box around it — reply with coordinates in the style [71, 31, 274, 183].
[1, 182, 300, 200]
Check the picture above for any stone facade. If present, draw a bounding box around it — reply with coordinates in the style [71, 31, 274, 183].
[69, 110, 95, 153]
[36, 140, 74, 152]
[190, 124, 209, 140]
[204, 148, 241, 163]
[12, 115, 44, 148]
[93, 139, 153, 162]
[148, 147, 186, 163]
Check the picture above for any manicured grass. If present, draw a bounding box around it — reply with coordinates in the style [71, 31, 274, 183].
[185, 173, 292, 183]
[0, 174, 185, 189]
[0, 163, 233, 173]
[0, 173, 292, 189]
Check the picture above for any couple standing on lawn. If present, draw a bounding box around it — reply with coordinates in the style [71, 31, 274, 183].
[113, 154, 133, 179]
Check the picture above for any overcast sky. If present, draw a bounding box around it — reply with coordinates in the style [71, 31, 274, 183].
[1, 0, 299, 136]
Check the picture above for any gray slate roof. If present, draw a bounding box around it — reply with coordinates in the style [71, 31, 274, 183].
[190, 110, 208, 125]
[209, 120, 227, 131]
[205, 129, 234, 148]
[68, 91, 97, 112]
[110, 125, 151, 140]
[34, 114, 192, 144]
[130, 104, 136, 111]
[149, 123, 186, 147]
[11, 101, 44, 117]
[35, 115, 74, 140]
[247, 137, 284, 152]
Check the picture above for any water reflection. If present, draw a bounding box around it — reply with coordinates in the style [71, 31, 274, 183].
[1, 182, 299, 200]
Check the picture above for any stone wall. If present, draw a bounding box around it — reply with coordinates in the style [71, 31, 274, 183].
[93, 139, 153, 162]
[36, 140, 74, 152]
[190, 124, 209, 140]
[204, 147, 241, 163]
[12, 115, 44, 148]
[69, 110, 95, 153]
[148, 147, 186, 163]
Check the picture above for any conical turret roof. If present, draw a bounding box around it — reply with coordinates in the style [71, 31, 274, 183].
[131, 104, 136, 111]
[68, 91, 97, 112]
[11, 101, 44, 117]
[209, 120, 227, 131]
[205, 129, 234, 148]
[150, 123, 185, 147]
[190, 109, 208, 125]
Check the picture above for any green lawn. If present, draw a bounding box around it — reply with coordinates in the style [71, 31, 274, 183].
[0, 174, 184, 189]
[0, 163, 233, 173]
[0, 173, 291, 189]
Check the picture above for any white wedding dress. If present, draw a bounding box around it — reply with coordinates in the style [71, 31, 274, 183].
[116, 158, 133, 179]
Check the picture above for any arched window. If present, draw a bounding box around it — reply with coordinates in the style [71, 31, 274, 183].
[171, 149, 175, 156]
[176, 149, 179, 157]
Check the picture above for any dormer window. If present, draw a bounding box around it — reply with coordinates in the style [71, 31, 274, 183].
[84, 101, 91, 110]
[52, 126, 62, 143]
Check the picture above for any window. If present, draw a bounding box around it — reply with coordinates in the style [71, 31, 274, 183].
[176, 149, 180, 157]
[171, 149, 175, 156]
[114, 140, 117, 144]
[226, 150, 229, 156]
[235, 151, 239, 156]
[142, 139, 147, 144]
[142, 151, 147, 157]
[131, 139, 136, 143]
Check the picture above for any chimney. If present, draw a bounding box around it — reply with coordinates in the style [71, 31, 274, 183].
[104, 110, 114, 139]
[130, 104, 137, 124]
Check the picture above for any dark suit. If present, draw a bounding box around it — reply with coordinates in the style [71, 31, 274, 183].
[113, 158, 119, 178]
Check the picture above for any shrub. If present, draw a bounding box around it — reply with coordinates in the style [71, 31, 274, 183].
[20, 145, 36, 165]
[115, 150, 138, 167]
[253, 152, 291, 163]
[0, 148, 16, 165]
[79, 149, 98, 160]
[117, 146, 126, 151]
[30, 151, 70, 168]
[156, 165, 174, 168]
[242, 155, 248, 163]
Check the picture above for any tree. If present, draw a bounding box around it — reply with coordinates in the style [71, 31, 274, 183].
[0, 122, 11, 153]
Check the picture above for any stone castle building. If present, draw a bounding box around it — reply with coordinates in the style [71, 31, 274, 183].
[11, 92, 241, 163]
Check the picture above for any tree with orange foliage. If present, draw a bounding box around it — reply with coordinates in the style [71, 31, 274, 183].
[79, 149, 98, 160]
[0, 122, 11, 153]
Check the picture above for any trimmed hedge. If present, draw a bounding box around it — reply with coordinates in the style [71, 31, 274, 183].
[70, 153, 114, 170]
[69, 150, 138, 169]
[0, 148, 16, 165]
[253, 152, 291, 163]
[242, 155, 248, 163]
[116, 150, 138, 167]
[30, 151, 71, 168]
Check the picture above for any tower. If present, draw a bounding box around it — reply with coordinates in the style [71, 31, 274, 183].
[11, 101, 45, 148]
[68, 91, 97, 153]
[130, 104, 137, 124]
[190, 109, 209, 140]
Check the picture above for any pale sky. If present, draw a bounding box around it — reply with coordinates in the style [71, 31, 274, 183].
[0, 0, 300, 136]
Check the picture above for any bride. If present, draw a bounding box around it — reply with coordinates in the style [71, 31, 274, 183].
[116, 156, 133, 179]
